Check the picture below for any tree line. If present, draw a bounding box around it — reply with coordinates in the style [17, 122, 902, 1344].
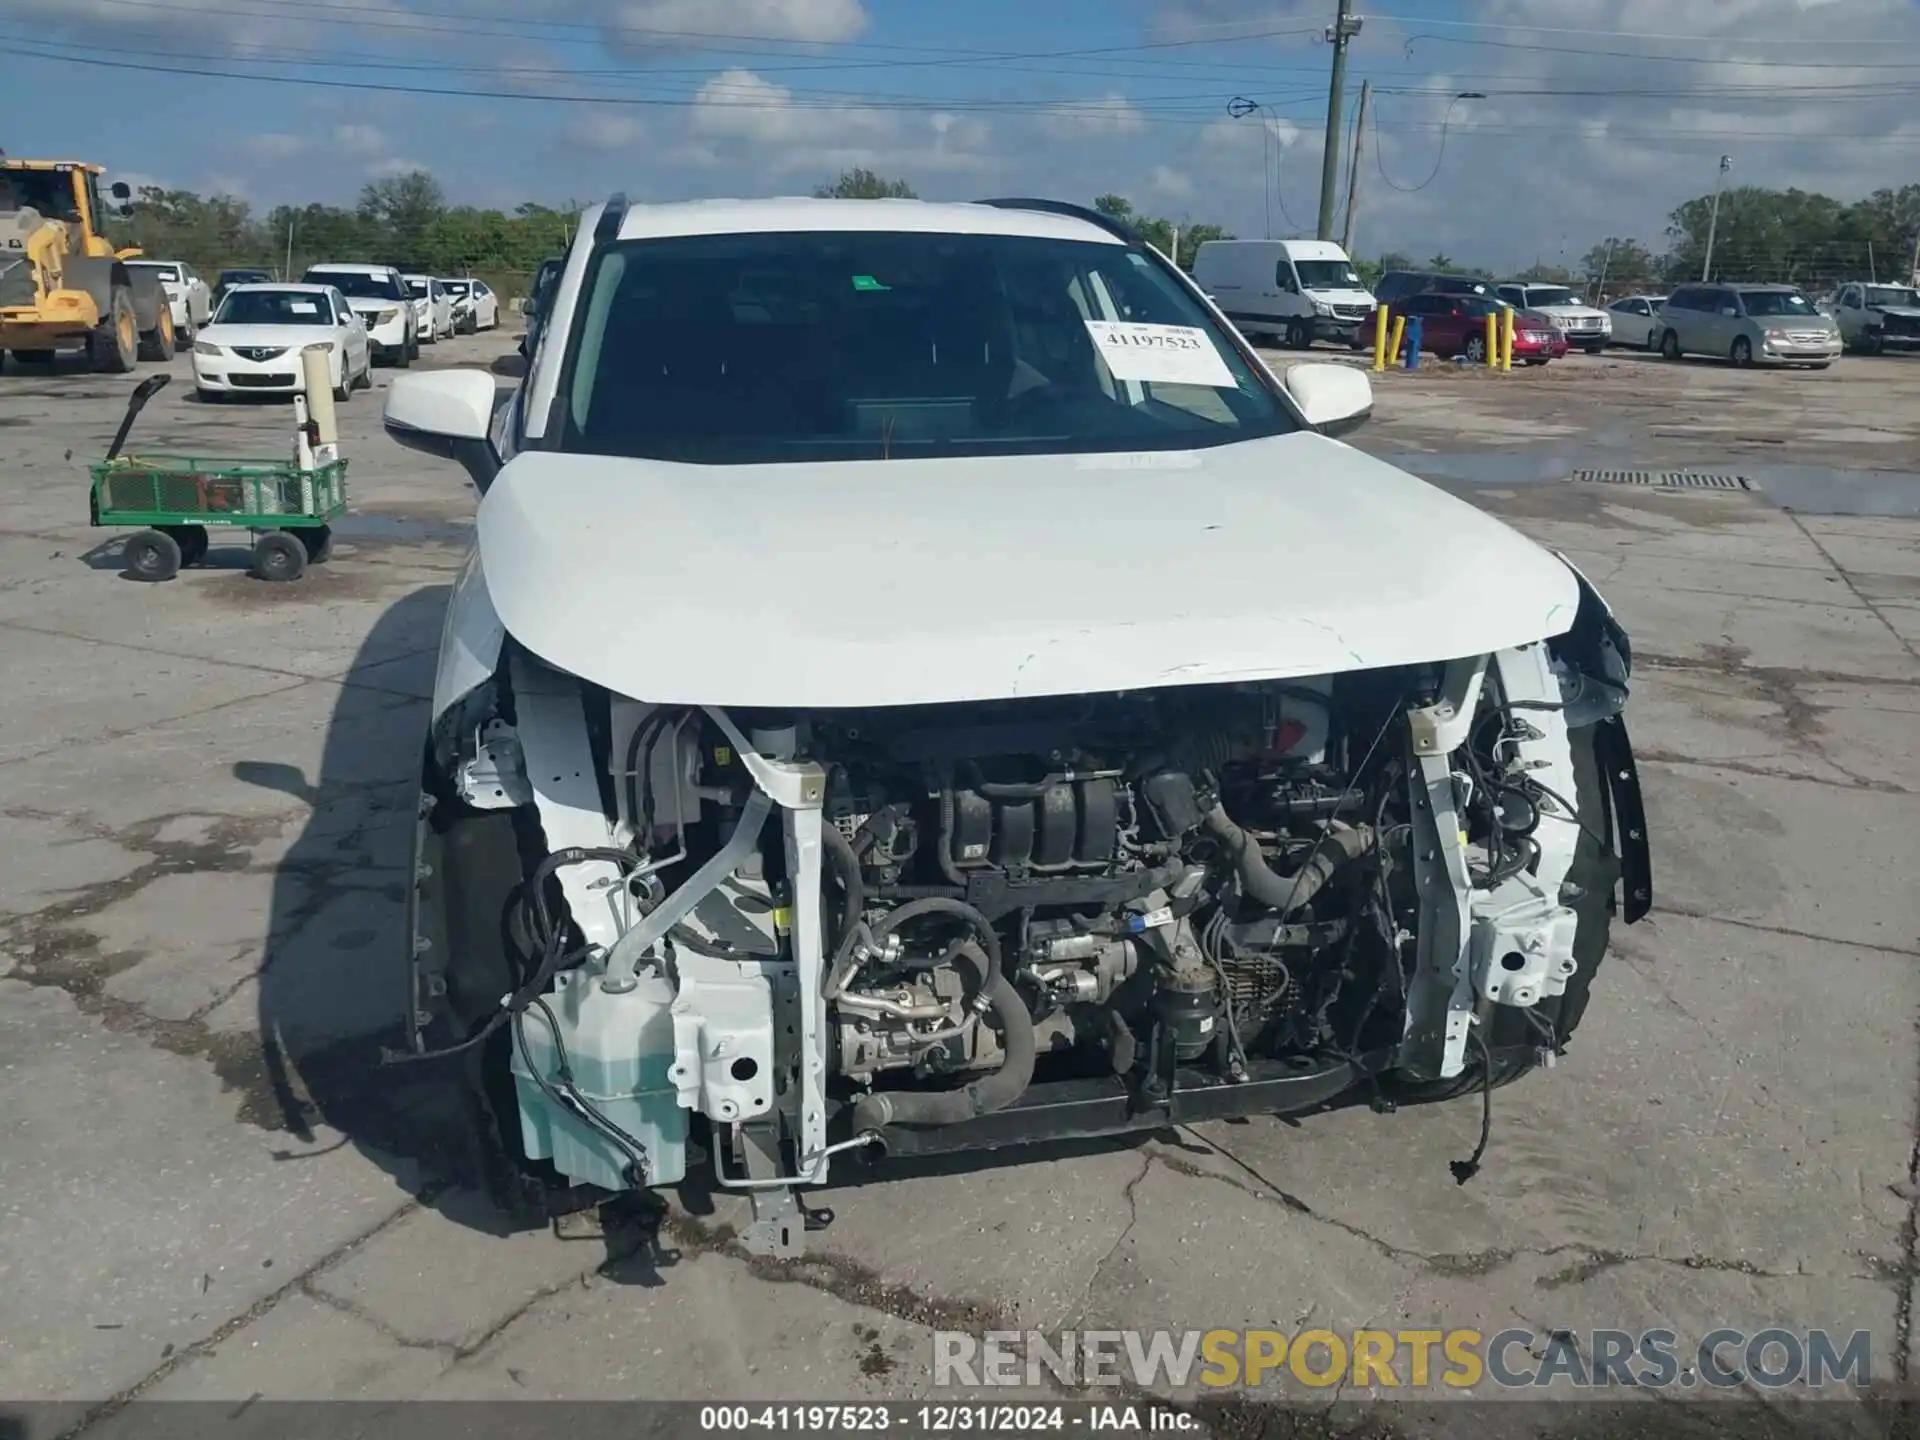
[1364, 183, 1920, 298]
[106, 165, 1919, 302]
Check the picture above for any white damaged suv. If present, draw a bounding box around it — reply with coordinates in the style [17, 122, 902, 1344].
[382, 196, 1651, 1253]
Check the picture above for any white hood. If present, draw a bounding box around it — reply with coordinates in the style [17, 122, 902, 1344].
[1870, 304, 1920, 319]
[1531, 303, 1606, 319]
[476, 433, 1580, 709]
[199, 323, 336, 350]
[1306, 287, 1377, 307]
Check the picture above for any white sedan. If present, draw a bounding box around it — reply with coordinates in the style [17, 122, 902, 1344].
[1606, 294, 1667, 349]
[191, 283, 373, 401]
[126, 260, 214, 343]
[404, 274, 454, 342]
[440, 278, 499, 333]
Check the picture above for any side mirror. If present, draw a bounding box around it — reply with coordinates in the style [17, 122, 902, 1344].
[1284, 362, 1372, 438]
[110, 181, 131, 200]
[1720, 306, 1738, 316]
[385, 370, 502, 493]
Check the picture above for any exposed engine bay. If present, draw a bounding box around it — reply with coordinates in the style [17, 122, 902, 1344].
[406, 580, 1646, 1256]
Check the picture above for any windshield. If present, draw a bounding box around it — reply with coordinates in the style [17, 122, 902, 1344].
[1294, 260, 1362, 290]
[221, 270, 271, 285]
[131, 263, 180, 283]
[1741, 290, 1816, 317]
[307, 269, 403, 300]
[0, 167, 81, 222]
[214, 290, 332, 326]
[1522, 286, 1578, 307]
[559, 230, 1297, 466]
[1865, 286, 1920, 308]
[441, 279, 471, 295]
[406, 278, 429, 297]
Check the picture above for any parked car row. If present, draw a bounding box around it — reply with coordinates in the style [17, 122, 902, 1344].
[161, 260, 501, 403]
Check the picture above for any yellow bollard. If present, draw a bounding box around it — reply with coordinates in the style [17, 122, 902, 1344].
[1501, 307, 1515, 370]
[1372, 306, 1389, 371]
[1388, 314, 1406, 368]
[1484, 312, 1499, 370]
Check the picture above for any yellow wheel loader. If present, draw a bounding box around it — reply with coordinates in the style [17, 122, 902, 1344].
[0, 158, 175, 375]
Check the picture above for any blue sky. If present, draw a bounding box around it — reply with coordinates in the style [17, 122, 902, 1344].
[7, 0, 1918, 271]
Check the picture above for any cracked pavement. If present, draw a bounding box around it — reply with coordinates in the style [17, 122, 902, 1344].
[1, 337, 1917, 1436]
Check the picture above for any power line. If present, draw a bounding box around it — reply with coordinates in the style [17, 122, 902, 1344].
[13, 41, 1920, 145]
[1369, 12, 1908, 44]
[1398, 32, 1920, 72]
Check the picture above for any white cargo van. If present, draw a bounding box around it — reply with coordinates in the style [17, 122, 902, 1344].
[1191, 239, 1377, 349]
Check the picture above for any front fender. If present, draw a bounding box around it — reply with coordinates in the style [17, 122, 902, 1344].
[1548, 552, 1631, 725]
[432, 549, 506, 724]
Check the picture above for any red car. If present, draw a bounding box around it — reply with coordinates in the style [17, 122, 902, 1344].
[1373, 292, 1568, 365]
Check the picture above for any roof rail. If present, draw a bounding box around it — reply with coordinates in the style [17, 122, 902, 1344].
[594, 191, 629, 244]
[975, 197, 1138, 245]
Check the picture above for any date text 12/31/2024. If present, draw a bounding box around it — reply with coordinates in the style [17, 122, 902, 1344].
[698, 1403, 1197, 1432]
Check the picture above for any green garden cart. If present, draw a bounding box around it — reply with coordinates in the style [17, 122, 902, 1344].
[88, 374, 349, 583]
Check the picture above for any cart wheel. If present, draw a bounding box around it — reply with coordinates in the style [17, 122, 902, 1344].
[163, 525, 210, 567]
[123, 528, 182, 583]
[253, 531, 308, 583]
[297, 524, 333, 565]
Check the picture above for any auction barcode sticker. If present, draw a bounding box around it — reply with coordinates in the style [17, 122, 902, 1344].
[1085, 320, 1235, 388]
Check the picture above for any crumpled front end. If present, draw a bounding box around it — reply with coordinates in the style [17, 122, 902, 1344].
[403, 551, 1648, 1253]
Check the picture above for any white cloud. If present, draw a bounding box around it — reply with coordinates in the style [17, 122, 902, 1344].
[1039, 94, 1147, 141]
[332, 124, 386, 158]
[564, 110, 647, 152]
[1148, 165, 1194, 200]
[596, 0, 866, 45]
[238, 134, 308, 162]
[685, 67, 992, 179]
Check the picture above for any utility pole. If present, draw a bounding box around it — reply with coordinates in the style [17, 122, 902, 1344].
[1341, 79, 1371, 256]
[1700, 154, 1732, 282]
[1317, 0, 1363, 241]
[1594, 237, 1616, 304]
[284, 216, 295, 282]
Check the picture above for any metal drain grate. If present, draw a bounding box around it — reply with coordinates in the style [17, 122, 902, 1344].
[1571, 469, 1751, 490]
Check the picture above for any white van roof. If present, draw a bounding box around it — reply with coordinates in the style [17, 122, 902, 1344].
[1193, 239, 1353, 261]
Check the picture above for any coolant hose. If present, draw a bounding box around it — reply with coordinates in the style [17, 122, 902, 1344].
[850, 965, 1035, 1131]
[821, 822, 864, 956]
[870, 895, 1002, 974]
[1202, 806, 1374, 915]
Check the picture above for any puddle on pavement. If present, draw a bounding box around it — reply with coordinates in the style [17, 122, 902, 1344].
[1376, 448, 1920, 519]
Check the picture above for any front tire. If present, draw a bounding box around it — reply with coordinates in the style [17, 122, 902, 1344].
[90, 287, 139, 374]
[1465, 334, 1488, 363]
[1731, 336, 1753, 367]
[123, 528, 182, 582]
[1659, 329, 1681, 361]
[1285, 319, 1312, 350]
[252, 531, 307, 582]
[139, 304, 175, 362]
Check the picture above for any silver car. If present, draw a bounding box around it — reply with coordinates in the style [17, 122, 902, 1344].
[1656, 283, 1840, 369]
